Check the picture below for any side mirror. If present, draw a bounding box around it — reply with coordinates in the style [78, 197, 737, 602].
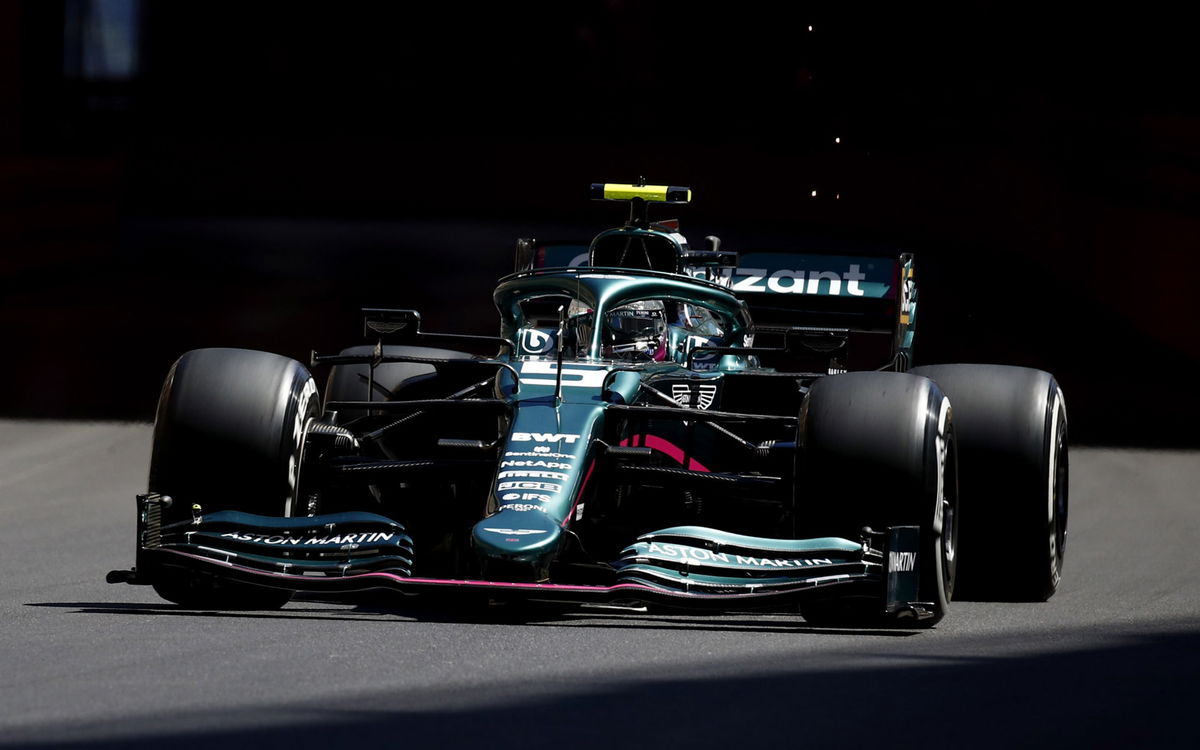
[363, 308, 421, 340]
[680, 235, 739, 275]
[703, 236, 738, 266]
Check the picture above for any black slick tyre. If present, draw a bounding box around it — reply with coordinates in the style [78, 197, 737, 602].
[910, 364, 1067, 601]
[147, 347, 319, 609]
[798, 371, 958, 627]
[324, 344, 474, 419]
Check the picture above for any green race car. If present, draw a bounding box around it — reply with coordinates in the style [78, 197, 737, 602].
[109, 182, 1068, 627]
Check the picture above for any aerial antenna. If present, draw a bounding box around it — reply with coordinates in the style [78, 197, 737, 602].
[554, 304, 566, 405]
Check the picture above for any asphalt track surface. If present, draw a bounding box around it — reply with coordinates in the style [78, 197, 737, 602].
[2, 420, 1198, 748]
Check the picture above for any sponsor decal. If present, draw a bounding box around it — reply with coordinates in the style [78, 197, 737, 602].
[511, 432, 581, 444]
[497, 481, 562, 493]
[643, 542, 833, 567]
[520, 328, 556, 354]
[685, 335, 722, 371]
[505, 450, 578, 459]
[736, 555, 833, 568]
[286, 378, 319, 516]
[670, 383, 717, 410]
[501, 492, 553, 502]
[519, 361, 608, 388]
[219, 531, 396, 546]
[899, 268, 915, 323]
[889, 551, 917, 572]
[481, 528, 548, 536]
[935, 396, 950, 536]
[501, 460, 572, 469]
[694, 265, 868, 296]
[498, 503, 547, 513]
[497, 470, 569, 481]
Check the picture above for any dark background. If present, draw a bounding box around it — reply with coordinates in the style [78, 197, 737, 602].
[1, 1, 1196, 445]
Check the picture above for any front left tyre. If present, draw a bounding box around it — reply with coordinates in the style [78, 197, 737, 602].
[910, 364, 1067, 601]
[146, 347, 319, 609]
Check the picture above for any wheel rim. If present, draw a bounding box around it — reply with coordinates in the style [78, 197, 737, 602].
[941, 436, 959, 599]
[1052, 400, 1069, 571]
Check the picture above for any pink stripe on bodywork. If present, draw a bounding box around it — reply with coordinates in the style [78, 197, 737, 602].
[620, 434, 710, 472]
[563, 459, 596, 527]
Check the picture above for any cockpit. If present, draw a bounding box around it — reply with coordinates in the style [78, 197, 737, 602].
[497, 269, 747, 369]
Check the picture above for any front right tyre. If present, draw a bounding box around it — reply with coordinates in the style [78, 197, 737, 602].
[798, 371, 958, 627]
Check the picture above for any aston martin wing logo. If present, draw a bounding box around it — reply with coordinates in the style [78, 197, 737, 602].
[481, 528, 548, 536]
[671, 383, 717, 410]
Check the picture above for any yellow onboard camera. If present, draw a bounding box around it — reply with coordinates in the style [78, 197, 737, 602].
[589, 182, 692, 204]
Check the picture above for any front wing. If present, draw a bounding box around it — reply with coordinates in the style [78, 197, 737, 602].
[108, 493, 934, 620]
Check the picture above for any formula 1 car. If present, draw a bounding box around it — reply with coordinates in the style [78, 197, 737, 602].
[108, 182, 1069, 626]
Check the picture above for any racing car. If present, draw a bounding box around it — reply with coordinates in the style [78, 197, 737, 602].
[108, 182, 1069, 626]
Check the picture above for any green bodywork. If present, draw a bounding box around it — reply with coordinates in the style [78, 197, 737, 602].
[473, 268, 755, 576]
[472, 219, 917, 578]
[114, 189, 930, 617]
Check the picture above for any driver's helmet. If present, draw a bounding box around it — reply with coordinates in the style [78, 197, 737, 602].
[603, 300, 667, 361]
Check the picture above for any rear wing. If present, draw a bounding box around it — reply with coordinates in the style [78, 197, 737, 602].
[691, 251, 917, 373]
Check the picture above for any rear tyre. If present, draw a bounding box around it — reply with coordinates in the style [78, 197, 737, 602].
[322, 344, 487, 575]
[147, 348, 319, 609]
[910, 364, 1067, 601]
[324, 344, 473, 419]
[798, 372, 958, 627]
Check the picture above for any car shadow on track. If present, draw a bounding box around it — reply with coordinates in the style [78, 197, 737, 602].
[26, 599, 922, 636]
[342, 598, 925, 636]
[25, 601, 403, 625]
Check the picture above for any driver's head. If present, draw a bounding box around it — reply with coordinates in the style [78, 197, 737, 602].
[603, 300, 667, 361]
